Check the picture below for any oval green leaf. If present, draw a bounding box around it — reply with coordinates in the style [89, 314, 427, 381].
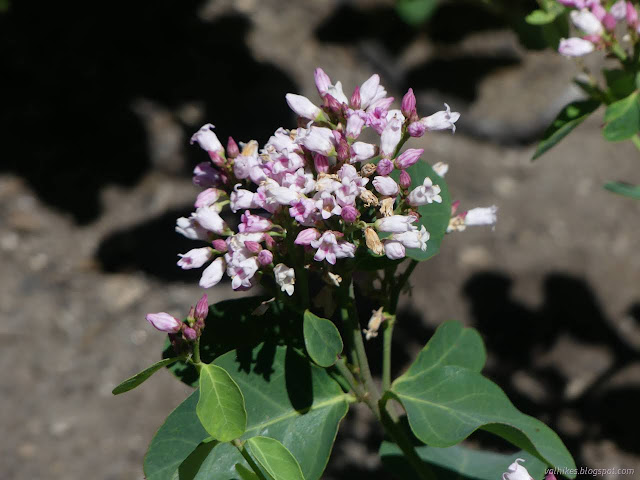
[380, 441, 547, 480]
[390, 365, 575, 475]
[603, 92, 640, 142]
[197, 364, 247, 442]
[532, 100, 601, 160]
[303, 310, 343, 367]
[112, 356, 181, 395]
[247, 436, 306, 480]
[235, 463, 261, 480]
[604, 181, 640, 199]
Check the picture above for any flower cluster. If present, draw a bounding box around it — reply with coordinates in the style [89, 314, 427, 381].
[558, 0, 639, 56]
[167, 69, 493, 302]
[146, 294, 209, 347]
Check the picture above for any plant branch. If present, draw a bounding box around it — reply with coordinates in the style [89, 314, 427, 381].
[192, 337, 201, 364]
[382, 315, 396, 391]
[232, 440, 269, 480]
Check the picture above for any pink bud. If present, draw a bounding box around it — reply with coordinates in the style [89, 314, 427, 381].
[591, 3, 606, 21]
[264, 234, 276, 249]
[209, 151, 225, 167]
[337, 138, 350, 163]
[451, 199, 460, 215]
[602, 13, 617, 30]
[545, 472, 557, 480]
[627, 2, 638, 26]
[258, 249, 273, 266]
[245, 240, 262, 253]
[183, 327, 197, 341]
[401, 88, 416, 117]
[341, 205, 358, 223]
[227, 137, 239, 158]
[350, 86, 361, 109]
[408, 121, 426, 137]
[399, 170, 412, 189]
[324, 94, 342, 114]
[395, 148, 423, 169]
[314, 68, 331, 96]
[314, 153, 329, 173]
[295, 228, 321, 245]
[195, 294, 208, 321]
[377, 158, 394, 176]
[146, 312, 182, 333]
[212, 239, 228, 252]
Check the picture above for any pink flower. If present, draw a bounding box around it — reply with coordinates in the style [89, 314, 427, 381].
[570, 9, 603, 34]
[289, 198, 318, 225]
[611, 1, 627, 20]
[359, 74, 389, 111]
[310, 231, 354, 264]
[408, 121, 426, 137]
[200, 257, 226, 288]
[376, 215, 417, 233]
[297, 126, 336, 156]
[558, 37, 595, 56]
[395, 148, 423, 169]
[258, 249, 273, 265]
[341, 205, 358, 223]
[177, 247, 213, 270]
[314, 154, 329, 173]
[244, 241, 262, 253]
[194, 294, 208, 320]
[282, 168, 316, 194]
[627, 1, 638, 27]
[225, 254, 259, 290]
[399, 170, 412, 189]
[212, 239, 228, 252]
[233, 152, 261, 180]
[346, 109, 367, 139]
[190, 123, 224, 155]
[194, 188, 223, 208]
[194, 207, 229, 234]
[407, 177, 442, 206]
[193, 162, 223, 188]
[377, 158, 394, 176]
[286, 93, 323, 120]
[146, 312, 182, 333]
[314, 191, 342, 219]
[262, 179, 300, 207]
[401, 88, 416, 117]
[295, 228, 321, 245]
[384, 240, 406, 260]
[239, 210, 272, 233]
[314, 68, 332, 95]
[373, 175, 399, 196]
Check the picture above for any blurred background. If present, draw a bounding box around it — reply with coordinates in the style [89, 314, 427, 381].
[1, 0, 639, 478]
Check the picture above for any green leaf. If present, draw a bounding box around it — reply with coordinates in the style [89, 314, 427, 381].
[197, 364, 247, 442]
[380, 441, 547, 480]
[393, 321, 486, 384]
[604, 181, 640, 199]
[247, 437, 306, 480]
[396, 0, 438, 26]
[525, 9, 557, 25]
[143, 391, 209, 480]
[390, 365, 575, 476]
[390, 160, 451, 262]
[604, 69, 636, 101]
[161, 345, 349, 480]
[603, 92, 640, 142]
[165, 297, 303, 387]
[235, 463, 261, 480]
[532, 100, 601, 160]
[112, 357, 181, 395]
[303, 310, 343, 367]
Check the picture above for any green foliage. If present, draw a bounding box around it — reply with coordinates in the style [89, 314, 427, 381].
[525, 0, 565, 25]
[532, 100, 601, 160]
[604, 181, 640, 199]
[603, 92, 640, 142]
[303, 310, 343, 367]
[236, 463, 261, 480]
[396, 0, 439, 26]
[391, 160, 451, 261]
[247, 436, 306, 480]
[112, 357, 181, 395]
[389, 321, 575, 475]
[604, 70, 637, 101]
[380, 441, 547, 480]
[197, 364, 247, 442]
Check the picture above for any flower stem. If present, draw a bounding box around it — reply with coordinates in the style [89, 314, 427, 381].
[232, 440, 268, 480]
[192, 337, 201, 364]
[382, 315, 395, 392]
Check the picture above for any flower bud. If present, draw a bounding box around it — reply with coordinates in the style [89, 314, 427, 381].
[350, 86, 361, 109]
[195, 188, 222, 208]
[401, 88, 416, 117]
[351, 142, 377, 162]
[610, 0, 626, 20]
[591, 3, 607, 21]
[364, 227, 384, 255]
[395, 148, 423, 169]
[199, 257, 226, 288]
[558, 37, 595, 57]
[226, 136, 240, 158]
[146, 312, 182, 333]
[212, 239, 228, 252]
[295, 228, 321, 245]
[314, 153, 330, 173]
[244, 240, 262, 253]
[177, 247, 213, 270]
[375, 215, 417, 233]
[314, 67, 331, 96]
[628, 1, 639, 26]
[324, 94, 342, 115]
[286, 93, 323, 120]
[545, 472, 557, 480]
[209, 151, 226, 167]
[399, 170, 412, 189]
[570, 9, 603, 35]
[190, 123, 224, 155]
[380, 115, 403, 157]
[384, 240, 406, 260]
[341, 205, 358, 223]
[373, 175, 399, 196]
[264, 234, 276, 249]
[195, 294, 208, 321]
[408, 121, 426, 137]
[183, 327, 197, 341]
[337, 138, 351, 163]
[377, 158, 394, 176]
[602, 13, 617, 31]
[258, 249, 273, 266]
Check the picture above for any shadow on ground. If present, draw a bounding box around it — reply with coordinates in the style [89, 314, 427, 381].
[0, 0, 297, 224]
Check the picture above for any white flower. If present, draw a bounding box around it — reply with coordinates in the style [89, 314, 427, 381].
[326, 80, 349, 104]
[351, 142, 377, 162]
[392, 225, 430, 251]
[465, 206, 498, 226]
[285, 93, 323, 120]
[502, 459, 534, 480]
[230, 184, 258, 213]
[610, 0, 627, 20]
[373, 175, 399, 196]
[175, 216, 210, 241]
[558, 37, 595, 57]
[190, 123, 224, 154]
[421, 103, 460, 133]
[274, 263, 295, 296]
[193, 207, 229, 234]
[407, 177, 442, 206]
[177, 247, 213, 270]
[200, 257, 226, 288]
[432, 162, 449, 177]
[570, 9, 603, 34]
[384, 240, 406, 260]
[376, 215, 418, 233]
[296, 126, 336, 155]
[262, 179, 300, 206]
[359, 74, 388, 111]
[380, 113, 403, 157]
